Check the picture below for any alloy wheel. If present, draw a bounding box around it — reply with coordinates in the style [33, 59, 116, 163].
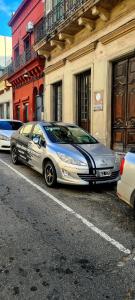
[12, 147, 18, 165]
[44, 161, 57, 187]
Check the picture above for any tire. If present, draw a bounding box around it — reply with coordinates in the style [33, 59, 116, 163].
[11, 146, 19, 165]
[130, 191, 135, 211]
[44, 160, 57, 187]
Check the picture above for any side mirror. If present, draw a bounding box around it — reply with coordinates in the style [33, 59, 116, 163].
[33, 137, 40, 145]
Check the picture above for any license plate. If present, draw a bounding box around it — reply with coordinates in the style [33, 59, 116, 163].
[98, 169, 112, 177]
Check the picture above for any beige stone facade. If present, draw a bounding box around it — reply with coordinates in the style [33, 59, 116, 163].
[34, 0, 135, 151]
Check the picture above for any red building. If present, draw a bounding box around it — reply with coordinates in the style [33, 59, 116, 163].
[7, 0, 45, 122]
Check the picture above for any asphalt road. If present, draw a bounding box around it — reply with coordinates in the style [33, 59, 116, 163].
[0, 151, 135, 300]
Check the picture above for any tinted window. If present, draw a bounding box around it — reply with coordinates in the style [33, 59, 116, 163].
[44, 125, 98, 144]
[0, 121, 23, 130]
[20, 124, 33, 138]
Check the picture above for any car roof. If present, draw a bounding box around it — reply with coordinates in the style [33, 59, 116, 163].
[24, 121, 78, 127]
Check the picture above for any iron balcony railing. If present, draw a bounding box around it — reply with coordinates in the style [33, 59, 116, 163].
[7, 48, 37, 76]
[34, 0, 90, 43]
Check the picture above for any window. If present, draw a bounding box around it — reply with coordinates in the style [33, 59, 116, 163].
[53, 0, 63, 23]
[31, 124, 45, 142]
[46, 0, 52, 15]
[23, 103, 29, 122]
[16, 105, 20, 120]
[0, 104, 4, 118]
[76, 70, 91, 132]
[20, 124, 33, 138]
[14, 45, 19, 59]
[6, 102, 10, 119]
[0, 121, 23, 130]
[53, 81, 62, 122]
[24, 36, 31, 61]
[14, 45, 20, 68]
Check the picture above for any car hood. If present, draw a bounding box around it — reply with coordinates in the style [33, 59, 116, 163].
[0, 130, 16, 138]
[50, 142, 115, 168]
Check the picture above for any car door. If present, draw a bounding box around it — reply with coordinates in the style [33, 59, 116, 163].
[16, 123, 33, 164]
[28, 124, 46, 173]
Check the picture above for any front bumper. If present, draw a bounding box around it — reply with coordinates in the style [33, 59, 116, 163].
[57, 163, 120, 185]
[117, 180, 132, 207]
[0, 140, 10, 151]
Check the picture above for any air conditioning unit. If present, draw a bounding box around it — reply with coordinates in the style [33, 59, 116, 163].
[26, 21, 34, 33]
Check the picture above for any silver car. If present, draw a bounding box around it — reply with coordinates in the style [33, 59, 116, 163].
[10, 122, 120, 187]
[0, 119, 23, 151]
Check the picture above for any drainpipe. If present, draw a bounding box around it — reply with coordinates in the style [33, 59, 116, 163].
[4, 36, 6, 67]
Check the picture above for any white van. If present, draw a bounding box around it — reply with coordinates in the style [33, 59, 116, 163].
[117, 149, 135, 209]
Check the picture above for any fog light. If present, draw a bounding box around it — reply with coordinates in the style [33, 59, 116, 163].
[62, 169, 70, 177]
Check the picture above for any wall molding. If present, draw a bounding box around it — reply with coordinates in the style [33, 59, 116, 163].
[99, 18, 135, 45]
[67, 42, 96, 62]
[45, 59, 66, 74]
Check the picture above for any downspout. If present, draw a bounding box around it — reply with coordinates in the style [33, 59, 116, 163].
[4, 36, 7, 67]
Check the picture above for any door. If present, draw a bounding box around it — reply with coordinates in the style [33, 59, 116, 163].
[28, 124, 46, 172]
[76, 70, 91, 132]
[112, 57, 135, 152]
[16, 124, 33, 163]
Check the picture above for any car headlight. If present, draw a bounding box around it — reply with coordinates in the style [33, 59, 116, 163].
[115, 153, 120, 165]
[0, 134, 10, 141]
[57, 152, 87, 166]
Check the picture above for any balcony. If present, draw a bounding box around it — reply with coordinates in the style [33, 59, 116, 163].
[7, 48, 38, 77]
[35, 0, 121, 53]
[35, 0, 98, 42]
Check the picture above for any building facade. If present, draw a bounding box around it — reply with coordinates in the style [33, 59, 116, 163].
[34, 0, 135, 153]
[0, 73, 12, 119]
[0, 36, 12, 119]
[0, 36, 12, 68]
[7, 0, 45, 122]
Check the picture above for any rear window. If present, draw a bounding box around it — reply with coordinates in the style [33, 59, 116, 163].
[0, 121, 23, 130]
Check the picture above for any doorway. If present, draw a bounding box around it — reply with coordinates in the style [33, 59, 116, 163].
[112, 57, 135, 152]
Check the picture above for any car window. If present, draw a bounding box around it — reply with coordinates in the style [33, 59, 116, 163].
[20, 124, 33, 138]
[31, 125, 45, 141]
[44, 125, 98, 144]
[0, 121, 23, 130]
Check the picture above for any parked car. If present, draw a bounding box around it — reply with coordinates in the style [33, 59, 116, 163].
[10, 122, 120, 187]
[117, 149, 135, 209]
[0, 119, 23, 151]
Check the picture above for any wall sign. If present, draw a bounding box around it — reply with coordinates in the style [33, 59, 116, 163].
[93, 90, 104, 111]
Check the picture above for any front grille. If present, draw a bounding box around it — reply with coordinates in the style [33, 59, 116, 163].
[78, 171, 120, 182]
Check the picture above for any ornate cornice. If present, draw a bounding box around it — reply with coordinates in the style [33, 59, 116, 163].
[45, 59, 66, 74]
[99, 18, 135, 45]
[67, 42, 96, 62]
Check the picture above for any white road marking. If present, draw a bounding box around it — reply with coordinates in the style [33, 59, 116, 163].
[0, 158, 134, 258]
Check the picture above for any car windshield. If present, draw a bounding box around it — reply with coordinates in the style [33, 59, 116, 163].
[0, 121, 23, 130]
[44, 125, 98, 144]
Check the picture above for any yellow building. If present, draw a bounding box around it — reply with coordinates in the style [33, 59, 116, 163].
[34, 0, 135, 153]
